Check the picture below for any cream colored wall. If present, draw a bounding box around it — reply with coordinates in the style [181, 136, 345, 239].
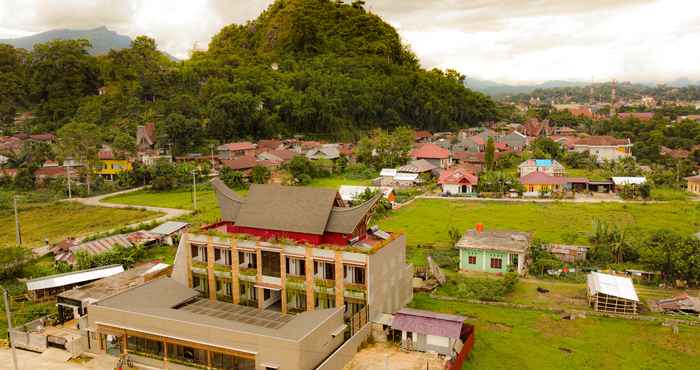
[368, 234, 413, 320]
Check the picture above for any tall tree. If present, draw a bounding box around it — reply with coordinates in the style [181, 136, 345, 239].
[485, 137, 495, 171]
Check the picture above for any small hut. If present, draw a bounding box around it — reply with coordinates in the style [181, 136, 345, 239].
[587, 272, 639, 315]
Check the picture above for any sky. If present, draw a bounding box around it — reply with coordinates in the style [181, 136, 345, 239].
[1, 0, 699, 84]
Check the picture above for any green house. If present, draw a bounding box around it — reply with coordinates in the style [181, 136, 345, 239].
[455, 229, 531, 275]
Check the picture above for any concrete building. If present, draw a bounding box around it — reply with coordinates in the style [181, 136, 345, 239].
[686, 175, 700, 195]
[438, 168, 478, 195]
[455, 227, 530, 275]
[572, 136, 633, 162]
[517, 159, 565, 177]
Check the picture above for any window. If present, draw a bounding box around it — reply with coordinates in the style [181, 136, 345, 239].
[490, 258, 502, 269]
[264, 289, 271, 300]
[191, 245, 198, 258]
[214, 248, 221, 261]
[167, 343, 207, 366]
[468, 256, 477, 265]
[211, 351, 255, 370]
[127, 335, 163, 358]
[286, 257, 306, 276]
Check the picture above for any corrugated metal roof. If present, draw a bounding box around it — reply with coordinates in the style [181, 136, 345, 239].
[611, 177, 646, 185]
[26, 265, 124, 291]
[587, 272, 639, 302]
[150, 221, 190, 236]
[380, 168, 397, 177]
[392, 308, 466, 339]
[394, 173, 419, 181]
[71, 234, 133, 256]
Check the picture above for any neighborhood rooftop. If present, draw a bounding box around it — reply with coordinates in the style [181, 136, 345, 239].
[26, 264, 124, 292]
[456, 229, 531, 253]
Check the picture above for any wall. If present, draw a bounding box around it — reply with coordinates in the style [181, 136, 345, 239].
[368, 234, 413, 320]
[460, 248, 520, 274]
[314, 323, 371, 370]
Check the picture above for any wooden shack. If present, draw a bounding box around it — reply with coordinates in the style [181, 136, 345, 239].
[587, 272, 639, 315]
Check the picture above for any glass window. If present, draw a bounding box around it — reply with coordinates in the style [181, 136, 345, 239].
[167, 343, 207, 366]
[468, 256, 477, 265]
[490, 258, 502, 269]
[126, 335, 163, 358]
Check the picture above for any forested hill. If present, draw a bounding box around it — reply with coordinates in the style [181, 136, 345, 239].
[0, 26, 132, 56]
[0, 0, 498, 154]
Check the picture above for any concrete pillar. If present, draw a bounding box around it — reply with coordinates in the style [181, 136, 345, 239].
[184, 234, 192, 288]
[206, 237, 216, 301]
[256, 244, 263, 310]
[231, 239, 240, 305]
[305, 247, 314, 311]
[334, 250, 344, 309]
[280, 252, 287, 314]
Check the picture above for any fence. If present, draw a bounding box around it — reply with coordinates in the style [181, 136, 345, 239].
[348, 305, 369, 337]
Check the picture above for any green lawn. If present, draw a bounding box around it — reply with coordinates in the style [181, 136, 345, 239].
[411, 293, 700, 370]
[379, 199, 700, 248]
[308, 177, 372, 189]
[0, 202, 161, 246]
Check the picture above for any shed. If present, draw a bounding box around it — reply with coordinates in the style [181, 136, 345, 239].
[587, 272, 639, 315]
[26, 265, 124, 302]
[149, 221, 190, 245]
[392, 308, 474, 362]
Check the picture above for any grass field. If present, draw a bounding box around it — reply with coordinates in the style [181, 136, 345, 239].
[410, 293, 700, 370]
[0, 202, 161, 246]
[379, 199, 699, 248]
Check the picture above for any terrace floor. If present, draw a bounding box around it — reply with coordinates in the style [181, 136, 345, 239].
[344, 343, 446, 370]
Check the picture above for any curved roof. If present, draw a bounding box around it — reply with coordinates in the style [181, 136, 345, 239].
[211, 178, 245, 222]
[326, 192, 381, 234]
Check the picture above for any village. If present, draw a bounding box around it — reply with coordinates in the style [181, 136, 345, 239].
[1, 1, 700, 369]
[1, 107, 700, 370]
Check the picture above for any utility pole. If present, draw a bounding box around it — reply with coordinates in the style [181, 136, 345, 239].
[3, 288, 19, 370]
[13, 196, 21, 246]
[192, 170, 197, 211]
[65, 164, 72, 199]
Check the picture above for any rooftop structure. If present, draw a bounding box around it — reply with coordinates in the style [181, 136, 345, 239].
[211, 179, 381, 246]
[338, 185, 396, 204]
[397, 159, 438, 174]
[456, 227, 530, 275]
[26, 265, 124, 302]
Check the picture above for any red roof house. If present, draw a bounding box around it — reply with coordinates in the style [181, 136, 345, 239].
[438, 168, 479, 195]
[411, 143, 451, 169]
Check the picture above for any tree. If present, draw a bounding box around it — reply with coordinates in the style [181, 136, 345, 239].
[485, 137, 495, 171]
[0, 246, 31, 279]
[57, 121, 101, 193]
[251, 165, 271, 184]
[219, 167, 246, 189]
[149, 159, 178, 191]
[27, 39, 99, 128]
[207, 92, 265, 141]
[164, 113, 204, 155]
[285, 156, 318, 185]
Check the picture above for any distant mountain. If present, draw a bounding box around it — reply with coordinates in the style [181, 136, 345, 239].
[0, 26, 178, 60]
[465, 78, 588, 96]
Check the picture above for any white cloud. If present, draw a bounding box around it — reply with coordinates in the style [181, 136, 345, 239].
[0, 0, 698, 82]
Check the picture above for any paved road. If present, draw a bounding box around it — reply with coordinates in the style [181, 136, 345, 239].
[64, 187, 192, 233]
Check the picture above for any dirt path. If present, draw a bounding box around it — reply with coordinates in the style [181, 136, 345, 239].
[64, 187, 192, 232]
[343, 343, 445, 370]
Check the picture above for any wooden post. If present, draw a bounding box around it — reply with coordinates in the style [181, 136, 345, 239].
[334, 251, 344, 309]
[163, 339, 168, 369]
[207, 237, 216, 301]
[231, 239, 240, 305]
[305, 247, 315, 311]
[280, 252, 287, 314]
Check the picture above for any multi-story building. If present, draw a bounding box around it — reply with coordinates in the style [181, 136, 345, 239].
[84, 180, 413, 370]
[172, 179, 413, 321]
[517, 159, 566, 177]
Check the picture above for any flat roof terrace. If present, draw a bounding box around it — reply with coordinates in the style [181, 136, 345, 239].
[178, 299, 294, 330]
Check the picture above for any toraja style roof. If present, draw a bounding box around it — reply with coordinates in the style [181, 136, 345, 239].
[575, 136, 631, 146]
[26, 264, 124, 292]
[519, 172, 568, 185]
[136, 122, 156, 147]
[411, 143, 450, 159]
[392, 308, 466, 339]
[587, 272, 639, 302]
[211, 179, 381, 235]
[456, 229, 531, 253]
[398, 159, 438, 173]
[438, 168, 478, 185]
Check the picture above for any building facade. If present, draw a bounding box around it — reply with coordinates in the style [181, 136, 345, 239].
[572, 136, 633, 162]
[686, 175, 700, 195]
[455, 228, 530, 275]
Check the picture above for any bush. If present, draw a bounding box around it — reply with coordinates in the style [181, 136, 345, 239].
[438, 273, 519, 302]
[0, 246, 32, 279]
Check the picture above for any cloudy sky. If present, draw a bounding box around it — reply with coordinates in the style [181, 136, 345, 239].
[1, 0, 699, 84]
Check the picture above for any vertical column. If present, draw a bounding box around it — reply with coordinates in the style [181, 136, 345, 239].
[231, 239, 240, 305]
[206, 237, 216, 301]
[256, 243, 263, 310]
[163, 339, 168, 369]
[334, 250, 344, 309]
[305, 247, 315, 311]
[280, 252, 287, 314]
[184, 234, 192, 288]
